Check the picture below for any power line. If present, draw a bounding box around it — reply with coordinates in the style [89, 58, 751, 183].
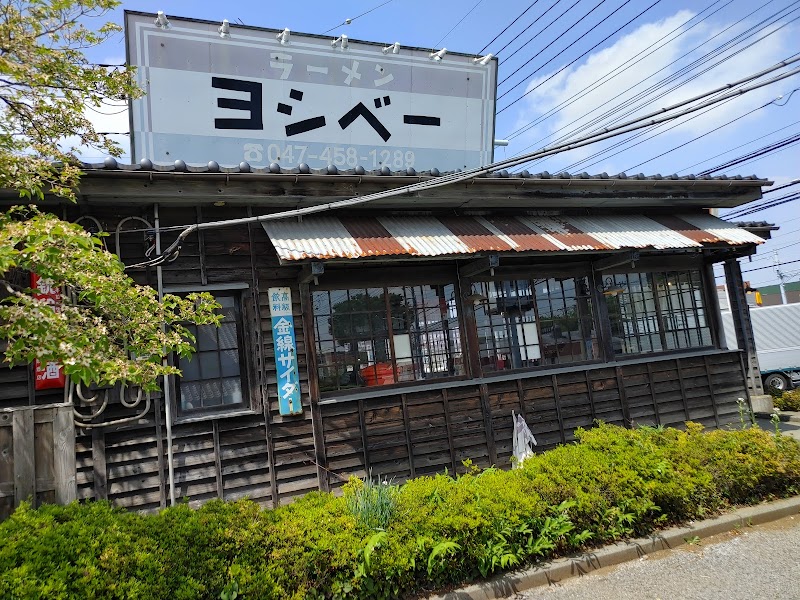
[498, 0, 591, 71]
[621, 96, 788, 172]
[497, 0, 646, 106]
[727, 193, 800, 218]
[504, 0, 735, 141]
[434, 0, 485, 48]
[322, 0, 394, 34]
[479, 0, 544, 54]
[699, 131, 800, 175]
[743, 258, 800, 274]
[494, 0, 568, 57]
[764, 180, 800, 194]
[677, 119, 800, 173]
[551, 88, 744, 173]
[507, 1, 798, 167]
[516, 8, 800, 174]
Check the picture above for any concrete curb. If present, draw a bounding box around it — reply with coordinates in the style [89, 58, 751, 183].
[428, 496, 800, 600]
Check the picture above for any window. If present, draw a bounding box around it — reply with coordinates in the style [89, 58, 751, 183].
[312, 284, 463, 392]
[604, 269, 712, 355]
[176, 293, 249, 415]
[471, 276, 597, 373]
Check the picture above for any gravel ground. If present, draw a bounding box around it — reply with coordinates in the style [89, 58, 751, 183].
[515, 515, 800, 600]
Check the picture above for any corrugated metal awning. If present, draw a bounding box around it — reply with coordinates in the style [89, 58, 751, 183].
[262, 213, 763, 262]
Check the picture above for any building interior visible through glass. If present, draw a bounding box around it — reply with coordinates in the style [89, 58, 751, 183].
[313, 285, 462, 392]
[310, 270, 712, 393]
[472, 277, 596, 372]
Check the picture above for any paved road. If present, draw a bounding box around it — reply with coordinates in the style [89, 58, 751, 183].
[514, 514, 800, 600]
[756, 414, 800, 441]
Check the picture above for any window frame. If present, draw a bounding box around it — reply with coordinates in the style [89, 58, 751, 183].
[600, 267, 715, 359]
[168, 286, 258, 423]
[309, 278, 469, 396]
[467, 272, 602, 377]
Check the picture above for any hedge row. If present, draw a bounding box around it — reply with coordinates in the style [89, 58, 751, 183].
[2, 423, 800, 599]
[774, 389, 800, 411]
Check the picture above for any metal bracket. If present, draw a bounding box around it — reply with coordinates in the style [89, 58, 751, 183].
[298, 261, 325, 285]
[459, 253, 500, 278]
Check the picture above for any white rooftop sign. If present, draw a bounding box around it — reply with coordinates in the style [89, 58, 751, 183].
[125, 12, 498, 171]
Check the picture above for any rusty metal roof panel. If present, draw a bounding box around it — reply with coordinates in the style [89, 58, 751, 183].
[377, 216, 473, 256]
[677, 213, 766, 245]
[262, 212, 763, 262]
[262, 216, 362, 260]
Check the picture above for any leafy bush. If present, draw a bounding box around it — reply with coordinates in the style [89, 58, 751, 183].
[2, 423, 799, 599]
[774, 389, 800, 411]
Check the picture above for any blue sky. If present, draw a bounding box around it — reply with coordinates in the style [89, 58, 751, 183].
[83, 0, 799, 289]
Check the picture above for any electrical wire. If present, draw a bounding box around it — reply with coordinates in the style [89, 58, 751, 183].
[435, 0, 485, 48]
[764, 180, 800, 194]
[494, 0, 568, 57]
[699, 132, 800, 174]
[497, 0, 663, 112]
[504, 0, 734, 141]
[507, 1, 798, 165]
[498, 0, 639, 100]
[726, 193, 800, 218]
[742, 258, 800, 274]
[322, 0, 394, 34]
[678, 119, 800, 173]
[498, 0, 589, 69]
[621, 96, 788, 172]
[124, 59, 800, 270]
[513, 11, 800, 175]
[479, 0, 544, 54]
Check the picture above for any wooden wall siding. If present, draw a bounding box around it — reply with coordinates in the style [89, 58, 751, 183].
[0, 404, 76, 520]
[318, 351, 748, 484]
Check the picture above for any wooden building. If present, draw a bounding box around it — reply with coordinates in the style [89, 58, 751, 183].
[0, 163, 774, 515]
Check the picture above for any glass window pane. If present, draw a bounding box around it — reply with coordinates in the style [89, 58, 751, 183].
[220, 349, 241, 377]
[199, 351, 221, 379]
[179, 355, 200, 381]
[222, 378, 243, 405]
[180, 381, 201, 411]
[218, 322, 239, 350]
[201, 380, 223, 407]
[196, 324, 218, 351]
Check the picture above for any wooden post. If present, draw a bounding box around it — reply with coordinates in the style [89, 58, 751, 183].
[91, 427, 108, 501]
[212, 420, 224, 499]
[723, 259, 765, 397]
[53, 406, 76, 504]
[675, 358, 691, 422]
[703, 355, 721, 429]
[479, 384, 498, 466]
[441, 389, 457, 475]
[551, 375, 566, 444]
[12, 408, 34, 507]
[645, 362, 661, 427]
[615, 367, 632, 428]
[400, 393, 416, 479]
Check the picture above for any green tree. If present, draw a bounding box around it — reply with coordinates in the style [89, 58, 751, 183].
[0, 1, 219, 391]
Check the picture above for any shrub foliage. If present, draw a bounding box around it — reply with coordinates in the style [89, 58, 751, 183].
[2, 423, 799, 599]
[774, 389, 800, 412]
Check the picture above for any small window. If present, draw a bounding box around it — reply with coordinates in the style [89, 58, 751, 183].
[176, 293, 249, 416]
[312, 284, 463, 393]
[604, 269, 712, 355]
[472, 276, 597, 373]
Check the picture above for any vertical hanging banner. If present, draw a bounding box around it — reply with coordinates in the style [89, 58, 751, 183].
[30, 273, 66, 390]
[268, 287, 302, 415]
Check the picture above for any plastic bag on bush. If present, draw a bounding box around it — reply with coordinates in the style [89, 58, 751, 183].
[511, 410, 537, 469]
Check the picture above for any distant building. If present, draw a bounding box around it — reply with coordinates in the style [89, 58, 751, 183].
[757, 281, 800, 306]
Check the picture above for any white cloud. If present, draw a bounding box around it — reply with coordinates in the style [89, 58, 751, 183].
[506, 9, 797, 173]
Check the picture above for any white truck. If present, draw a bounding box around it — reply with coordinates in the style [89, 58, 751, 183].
[721, 302, 800, 391]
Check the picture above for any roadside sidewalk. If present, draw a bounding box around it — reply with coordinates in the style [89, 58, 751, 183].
[429, 496, 800, 600]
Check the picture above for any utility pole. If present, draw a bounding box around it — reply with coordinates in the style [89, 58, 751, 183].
[774, 250, 788, 305]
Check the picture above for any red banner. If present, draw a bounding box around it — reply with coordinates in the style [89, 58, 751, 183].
[30, 273, 66, 390]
